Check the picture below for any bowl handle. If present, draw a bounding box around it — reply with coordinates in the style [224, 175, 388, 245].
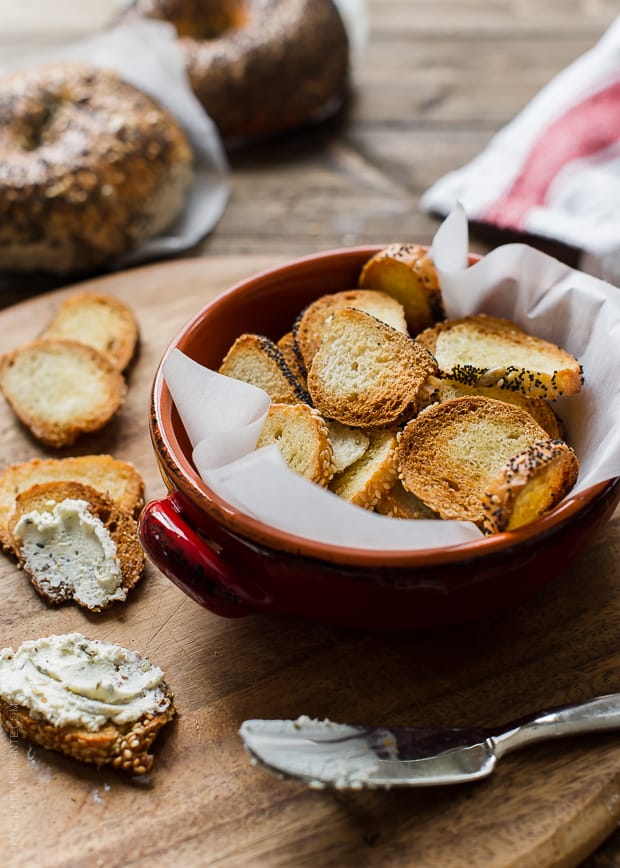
[138, 495, 263, 618]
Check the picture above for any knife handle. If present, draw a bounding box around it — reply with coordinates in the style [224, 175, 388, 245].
[492, 693, 620, 757]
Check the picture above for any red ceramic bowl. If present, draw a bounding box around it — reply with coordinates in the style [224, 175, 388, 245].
[139, 247, 620, 630]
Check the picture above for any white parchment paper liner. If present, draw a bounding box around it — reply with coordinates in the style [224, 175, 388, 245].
[2, 20, 230, 269]
[164, 207, 620, 551]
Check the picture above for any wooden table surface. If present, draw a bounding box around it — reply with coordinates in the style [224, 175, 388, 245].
[1, 2, 619, 866]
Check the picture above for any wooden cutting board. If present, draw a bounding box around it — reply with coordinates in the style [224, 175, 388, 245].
[1, 256, 619, 868]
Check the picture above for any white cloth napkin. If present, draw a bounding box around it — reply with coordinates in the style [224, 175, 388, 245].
[332, 0, 370, 66]
[1, 19, 230, 269]
[421, 17, 620, 286]
[163, 208, 620, 552]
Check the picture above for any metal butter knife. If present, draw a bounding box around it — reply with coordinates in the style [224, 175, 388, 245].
[239, 693, 620, 789]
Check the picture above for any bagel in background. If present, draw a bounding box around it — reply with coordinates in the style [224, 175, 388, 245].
[123, 0, 351, 141]
[0, 61, 193, 275]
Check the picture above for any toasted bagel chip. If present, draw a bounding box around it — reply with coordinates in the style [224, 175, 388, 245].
[0, 455, 144, 552]
[308, 308, 438, 427]
[358, 243, 445, 334]
[416, 314, 583, 400]
[397, 396, 551, 526]
[481, 439, 579, 534]
[40, 292, 139, 371]
[0, 633, 174, 774]
[0, 339, 126, 447]
[293, 289, 407, 370]
[9, 481, 144, 611]
[330, 428, 398, 510]
[257, 403, 335, 486]
[220, 333, 310, 404]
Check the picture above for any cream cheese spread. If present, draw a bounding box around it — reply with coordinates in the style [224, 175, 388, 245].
[0, 633, 170, 731]
[14, 498, 126, 609]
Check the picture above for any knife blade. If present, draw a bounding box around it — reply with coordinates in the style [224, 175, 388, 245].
[239, 693, 620, 789]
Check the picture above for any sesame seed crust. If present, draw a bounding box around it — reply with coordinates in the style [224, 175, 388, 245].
[0, 61, 193, 275]
[256, 402, 335, 486]
[0, 684, 175, 774]
[481, 439, 579, 534]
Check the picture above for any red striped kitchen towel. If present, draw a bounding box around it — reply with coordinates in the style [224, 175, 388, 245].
[420, 17, 620, 284]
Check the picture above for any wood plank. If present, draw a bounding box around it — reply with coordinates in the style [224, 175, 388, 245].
[367, 0, 618, 36]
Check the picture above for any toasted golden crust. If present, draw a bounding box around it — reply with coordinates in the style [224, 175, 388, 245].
[374, 479, 438, 520]
[397, 396, 550, 526]
[220, 333, 311, 404]
[0, 455, 145, 552]
[8, 481, 144, 610]
[293, 289, 407, 371]
[416, 314, 583, 400]
[481, 439, 579, 534]
[329, 428, 398, 510]
[0, 61, 193, 275]
[0, 685, 175, 775]
[0, 339, 127, 447]
[256, 403, 335, 486]
[307, 308, 438, 427]
[422, 377, 567, 439]
[358, 243, 445, 335]
[40, 292, 140, 371]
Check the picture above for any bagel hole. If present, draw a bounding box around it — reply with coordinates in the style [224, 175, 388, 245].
[168, 1, 247, 39]
[19, 104, 57, 151]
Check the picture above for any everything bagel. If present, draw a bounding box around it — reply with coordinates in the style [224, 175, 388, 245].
[0, 61, 193, 275]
